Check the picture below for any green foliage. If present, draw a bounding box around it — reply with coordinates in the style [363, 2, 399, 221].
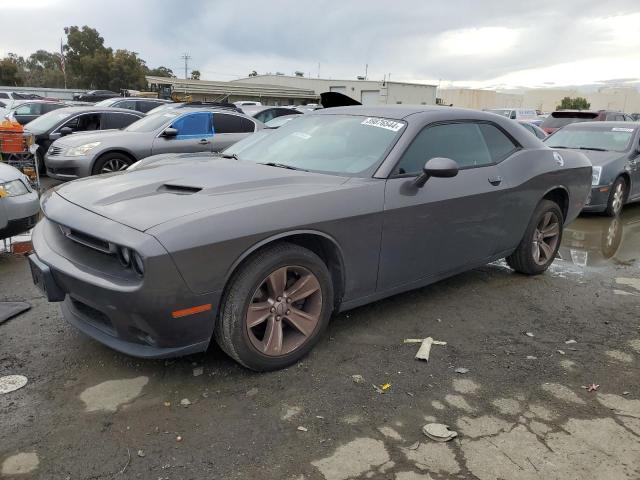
[0, 26, 175, 90]
[0, 54, 23, 86]
[190, 70, 201, 80]
[557, 96, 591, 110]
[148, 66, 175, 78]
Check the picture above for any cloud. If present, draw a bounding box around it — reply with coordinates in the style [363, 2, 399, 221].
[1, 0, 640, 89]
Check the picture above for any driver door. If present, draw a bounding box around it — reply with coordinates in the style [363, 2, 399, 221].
[151, 112, 214, 155]
[378, 121, 516, 290]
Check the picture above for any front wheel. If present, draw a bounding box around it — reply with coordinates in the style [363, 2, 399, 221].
[214, 243, 334, 371]
[604, 176, 627, 217]
[507, 199, 564, 275]
[92, 153, 133, 175]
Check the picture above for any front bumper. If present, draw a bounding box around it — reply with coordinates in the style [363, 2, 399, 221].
[0, 190, 40, 238]
[30, 198, 222, 359]
[582, 184, 611, 212]
[44, 153, 93, 180]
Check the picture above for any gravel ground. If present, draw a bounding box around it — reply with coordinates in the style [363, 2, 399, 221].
[1, 204, 639, 480]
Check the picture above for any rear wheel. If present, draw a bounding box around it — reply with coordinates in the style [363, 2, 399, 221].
[214, 243, 333, 371]
[604, 176, 627, 217]
[92, 153, 133, 175]
[507, 200, 563, 275]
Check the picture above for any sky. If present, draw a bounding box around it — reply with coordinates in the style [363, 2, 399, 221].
[2, 0, 640, 91]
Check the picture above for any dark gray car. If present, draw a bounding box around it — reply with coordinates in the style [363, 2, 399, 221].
[29, 106, 591, 371]
[544, 121, 640, 216]
[44, 108, 260, 179]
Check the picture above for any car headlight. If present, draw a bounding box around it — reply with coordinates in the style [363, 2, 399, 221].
[592, 166, 602, 186]
[0, 179, 29, 198]
[66, 142, 101, 157]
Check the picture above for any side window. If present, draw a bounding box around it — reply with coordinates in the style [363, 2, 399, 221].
[115, 100, 137, 111]
[213, 114, 255, 133]
[137, 101, 160, 113]
[171, 112, 212, 137]
[15, 103, 41, 115]
[43, 103, 64, 113]
[395, 122, 493, 175]
[255, 109, 276, 124]
[75, 113, 102, 131]
[0, 92, 9, 99]
[478, 123, 518, 162]
[103, 113, 141, 129]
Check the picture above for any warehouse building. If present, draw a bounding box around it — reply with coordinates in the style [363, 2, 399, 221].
[232, 74, 438, 106]
[145, 76, 318, 105]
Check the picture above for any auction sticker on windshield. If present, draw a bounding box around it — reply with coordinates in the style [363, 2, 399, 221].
[612, 127, 633, 132]
[361, 117, 405, 132]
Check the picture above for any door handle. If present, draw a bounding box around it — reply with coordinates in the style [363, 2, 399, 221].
[198, 139, 209, 145]
[488, 176, 503, 186]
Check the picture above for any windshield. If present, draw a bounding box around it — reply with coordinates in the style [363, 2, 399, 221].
[146, 103, 179, 115]
[487, 109, 513, 118]
[95, 98, 120, 107]
[125, 112, 178, 132]
[545, 127, 634, 152]
[264, 115, 299, 128]
[226, 114, 405, 175]
[24, 110, 72, 133]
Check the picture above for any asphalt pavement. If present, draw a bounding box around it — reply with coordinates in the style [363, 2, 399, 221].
[1, 205, 639, 479]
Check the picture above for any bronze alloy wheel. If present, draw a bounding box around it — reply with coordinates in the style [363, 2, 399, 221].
[532, 211, 561, 265]
[245, 265, 322, 357]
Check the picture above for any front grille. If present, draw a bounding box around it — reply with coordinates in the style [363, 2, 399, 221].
[58, 224, 115, 254]
[48, 145, 64, 156]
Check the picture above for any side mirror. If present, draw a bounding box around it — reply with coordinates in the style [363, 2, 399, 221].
[49, 132, 61, 141]
[414, 157, 459, 188]
[60, 127, 73, 136]
[162, 127, 178, 138]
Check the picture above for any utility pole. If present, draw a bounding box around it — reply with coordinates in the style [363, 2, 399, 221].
[181, 53, 191, 80]
[365, 64, 368, 80]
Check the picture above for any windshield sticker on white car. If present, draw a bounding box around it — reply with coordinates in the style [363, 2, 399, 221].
[612, 127, 633, 132]
[292, 132, 311, 140]
[361, 117, 405, 132]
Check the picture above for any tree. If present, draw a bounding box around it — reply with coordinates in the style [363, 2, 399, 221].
[23, 50, 65, 88]
[64, 25, 112, 88]
[0, 54, 25, 86]
[108, 49, 148, 91]
[147, 66, 175, 77]
[190, 70, 201, 80]
[557, 96, 590, 110]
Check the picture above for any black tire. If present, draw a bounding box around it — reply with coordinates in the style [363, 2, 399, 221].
[92, 152, 133, 175]
[507, 199, 564, 275]
[603, 176, 627, 217]
[214, 242, 334, 371]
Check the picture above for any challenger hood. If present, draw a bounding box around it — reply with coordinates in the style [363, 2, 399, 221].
[52, 157, 350, 231]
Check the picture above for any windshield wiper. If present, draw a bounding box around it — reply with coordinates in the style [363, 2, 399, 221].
[578, 147, 607, 151]
[218, 152, 238, 160]
[549, 146, 568, 149]
[261, 162, 308, 172]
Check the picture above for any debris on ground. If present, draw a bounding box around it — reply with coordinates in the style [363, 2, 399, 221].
[352, 374, 365, 384]
[454, 368, 469, 374]
[163, 401, 171, 407]
[0, 301, 31, 325]
[408, 441, 420, 450]
[405, 337, 447, 361]
[373, 383, 392, 394]
[192, 367, 204, 377]
[137, 450, 145, 458]
[180, 398, 192, 407]
[525, 332, 535, 337]
[176, 436, 183, 442]
[381, 383, 392, 391]
[584, 383, 600, 392]
[526, 356, 538, 360]
[297, 426, 308, 432]
[623, 391, 630, 395]
[0, 374, 28, 394]
[565, 339, 577, 344]
[557, 350, 566, 355]
[422, 423, 458, 442]
[246, 388, 259, 397]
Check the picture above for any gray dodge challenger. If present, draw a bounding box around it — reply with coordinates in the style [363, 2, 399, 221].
[29, 106, 592, 371]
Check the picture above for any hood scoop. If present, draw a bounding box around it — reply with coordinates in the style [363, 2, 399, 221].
[158, 184, 202, 195]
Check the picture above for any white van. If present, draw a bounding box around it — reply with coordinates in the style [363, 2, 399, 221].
[485, 108, 539, 121]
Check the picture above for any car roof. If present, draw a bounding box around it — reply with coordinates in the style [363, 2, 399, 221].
[562, 121, 640, 130]
[314, 105, 506, 120]
[51, 106, 146, 115]
[111, 97, 171, 102]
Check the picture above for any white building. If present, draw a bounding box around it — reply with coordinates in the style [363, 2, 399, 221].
[232, 74, 438, 106]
